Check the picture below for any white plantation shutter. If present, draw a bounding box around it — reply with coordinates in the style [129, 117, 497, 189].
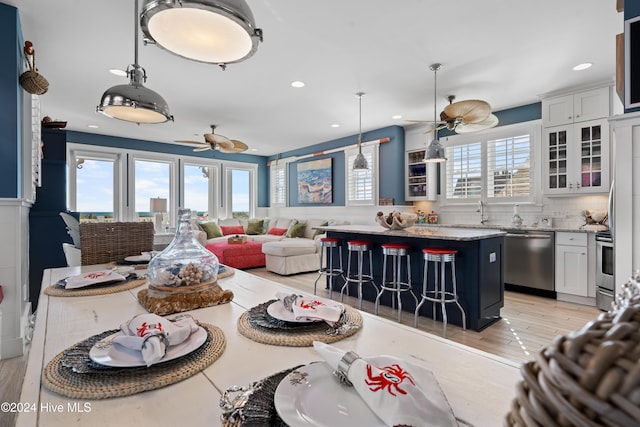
[270, 161, 286, 206]
[487, 134, 531, 200]
[346, 145, 378, 206]
[445, 141, 482, 200]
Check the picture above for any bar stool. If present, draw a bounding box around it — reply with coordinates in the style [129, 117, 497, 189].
[414, 248, 466, 338]
[313, 237, 346, 298]
[374, 243, 418, 323]
[340, 240, 378, 309]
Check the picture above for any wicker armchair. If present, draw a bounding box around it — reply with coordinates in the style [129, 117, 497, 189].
[80, 222, 154, 265]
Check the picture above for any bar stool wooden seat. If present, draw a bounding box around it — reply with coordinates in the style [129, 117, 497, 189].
[374, 243, 418, 322]
[414, 248, 466, 338]
[340, 240, 378, 309]
[313, 237, 345, 298]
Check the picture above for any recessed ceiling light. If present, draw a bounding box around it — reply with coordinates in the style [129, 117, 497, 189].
[331, 124, 340, 128]
[392, 114, 402, 120]
[109, 68, 127, 77]
[291, 81, 305, 88]
[251, 148, 257, 152]
[572, 62, 593, 71]
[87, 124, 99, 129]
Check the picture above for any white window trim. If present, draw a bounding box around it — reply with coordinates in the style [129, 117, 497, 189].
[127, 151, 179, 223]
[345, 143, 379, 206]
[222, 161, 258, 219]
[180, 159, 220, 220]
[439, 120, 541, 207]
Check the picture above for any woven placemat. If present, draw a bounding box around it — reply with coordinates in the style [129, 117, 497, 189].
[42, 323, 225, 399]
[217, 265, 235, 279]
[44, 278, 147, 297]
[237, 304, 363, 347]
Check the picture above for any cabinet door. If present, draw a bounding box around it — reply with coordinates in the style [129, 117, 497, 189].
[543, 125, 572, 194]
[555, 244, 588, 296]
[574, 119, 608, 193]
[573, 87, 610, 123]
[406, 149, 427, 199]
[542, 95, 573, 127]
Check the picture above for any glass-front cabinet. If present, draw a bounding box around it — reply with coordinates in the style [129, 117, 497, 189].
[406, 149, 427, 199]
[543, 118, 609, 195]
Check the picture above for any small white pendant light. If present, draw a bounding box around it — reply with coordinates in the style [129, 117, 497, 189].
[97, 0, 173, 124]
[424, 63, 446, 162]
[353, 92, 369, 171]
[140, 0, 263, 69]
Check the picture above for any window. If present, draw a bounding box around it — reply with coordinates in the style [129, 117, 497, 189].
[132, 158, 174, 226]
[223, 163, 257, 219]
[67, 147, 122, 222]
[345, 144, 378, 206]
[442, 122, 537, 204]
[270, 160, 287, 207]
[182, 162, 218, 220]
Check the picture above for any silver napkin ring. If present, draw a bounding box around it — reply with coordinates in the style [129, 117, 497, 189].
[334, 351, 360, 386]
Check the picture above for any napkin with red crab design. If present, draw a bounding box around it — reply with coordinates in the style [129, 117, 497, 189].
[276, 292, 343, 324]
[313, 341, 457, 427]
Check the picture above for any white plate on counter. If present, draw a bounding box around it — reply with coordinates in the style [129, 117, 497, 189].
[89, 327, 207, 367]
[266, 301, 321, 323]
[274, 362, 385, 426]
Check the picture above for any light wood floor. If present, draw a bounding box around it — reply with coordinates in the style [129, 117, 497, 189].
[0, 268, 601, 427]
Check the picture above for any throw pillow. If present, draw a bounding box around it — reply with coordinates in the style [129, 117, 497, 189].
[246, 219, 264, 235]
[314, 221, 329, 238]
[266, 227, 288, 236]
[221, 225, 245, 236]
[286, 222, 307, 238]
[200, 221, 222, 239]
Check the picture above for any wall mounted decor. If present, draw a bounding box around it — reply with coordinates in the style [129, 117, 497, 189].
[297, 158, 332, 204]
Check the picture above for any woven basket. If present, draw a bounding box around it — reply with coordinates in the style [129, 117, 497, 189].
[80, 222, 154, 265]
[19, 48, 48, 95]
[505, 304, 640, 426]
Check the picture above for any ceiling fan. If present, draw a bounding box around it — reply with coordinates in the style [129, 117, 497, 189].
[407, 64, 498, 135]
[176, 125, 249, 153]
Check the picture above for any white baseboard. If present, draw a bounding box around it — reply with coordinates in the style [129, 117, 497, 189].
[556, 293, 596, 307]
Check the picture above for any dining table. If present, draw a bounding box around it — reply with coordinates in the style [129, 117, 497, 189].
[17, 264, 522, 426]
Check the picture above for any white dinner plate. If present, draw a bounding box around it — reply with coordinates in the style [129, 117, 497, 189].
[266, 301, 321, 323]
[89, 326, 207, 367]
[274, 362, 385, 426]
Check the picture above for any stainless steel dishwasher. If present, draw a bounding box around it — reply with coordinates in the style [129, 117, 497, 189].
[503, 229, 555, 294]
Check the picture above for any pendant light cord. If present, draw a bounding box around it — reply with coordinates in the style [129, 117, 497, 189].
[357, 92, 364, 153]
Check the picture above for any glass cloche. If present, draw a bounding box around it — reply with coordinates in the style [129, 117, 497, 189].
[147, 208, 219, 288]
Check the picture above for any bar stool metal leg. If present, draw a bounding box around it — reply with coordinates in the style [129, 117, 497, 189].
[375, 244, 418, 323]
[340, 241, 377, 310]
[314, 238, 345, 299]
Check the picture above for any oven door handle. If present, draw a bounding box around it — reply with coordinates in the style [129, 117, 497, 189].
[598, 288, 615, 298]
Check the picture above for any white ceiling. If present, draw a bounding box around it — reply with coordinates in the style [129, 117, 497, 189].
[8, 0, 623, 156]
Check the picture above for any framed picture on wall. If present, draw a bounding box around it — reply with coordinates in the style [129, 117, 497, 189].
[625, 16, 640, 109]
[297, 158, 332, 203]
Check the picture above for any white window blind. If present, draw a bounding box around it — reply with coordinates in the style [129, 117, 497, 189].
[345, 145, 377, 206]
[487, 134, 531, 199]
[270, 161, 286, 206]
[445, 142, 482, 199]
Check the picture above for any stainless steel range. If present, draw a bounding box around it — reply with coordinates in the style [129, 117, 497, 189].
[595, 230, 614, 310]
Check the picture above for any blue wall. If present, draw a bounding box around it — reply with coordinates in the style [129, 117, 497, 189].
[67, 131, 270, 207]
[277, 125, 405, 206]
[0, 3, 22, 198]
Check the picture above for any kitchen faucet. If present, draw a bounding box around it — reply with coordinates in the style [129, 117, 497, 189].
[477, 200, 488, 225]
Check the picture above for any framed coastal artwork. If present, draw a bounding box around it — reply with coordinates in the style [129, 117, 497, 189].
[297, 158, 332, 204]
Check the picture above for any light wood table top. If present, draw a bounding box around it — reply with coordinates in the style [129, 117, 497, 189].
[18, 265, 521, 426]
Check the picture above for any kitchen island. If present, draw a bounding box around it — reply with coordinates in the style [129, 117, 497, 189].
[321, 224, 506, 331]
[18, 265, 520, 426]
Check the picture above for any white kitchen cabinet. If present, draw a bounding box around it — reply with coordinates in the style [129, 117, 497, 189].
[543, 118, 609, 195]
[555, 232, 588, 298]
[542, 86, 610, 127]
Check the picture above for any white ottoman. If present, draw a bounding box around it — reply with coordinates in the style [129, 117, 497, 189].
[262, 238, 319, 275]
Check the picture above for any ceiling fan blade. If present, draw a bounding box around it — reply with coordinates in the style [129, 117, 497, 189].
[218, 140, 249, 153]
[443, 99, 491, 124]
[455, 114, 499, 134]
[423, 124, 446, 134]
[205, 132, 232, 145]
[176, 139, 208, 146]
[193, 145, 212, 152]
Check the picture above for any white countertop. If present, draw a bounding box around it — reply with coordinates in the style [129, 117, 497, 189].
[19, 265, 521, 426]
[320, 224, 506, 241]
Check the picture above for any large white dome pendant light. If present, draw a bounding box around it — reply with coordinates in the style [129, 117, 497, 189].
[140, 0, 263, 69]
[97, 0, 173, 124]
